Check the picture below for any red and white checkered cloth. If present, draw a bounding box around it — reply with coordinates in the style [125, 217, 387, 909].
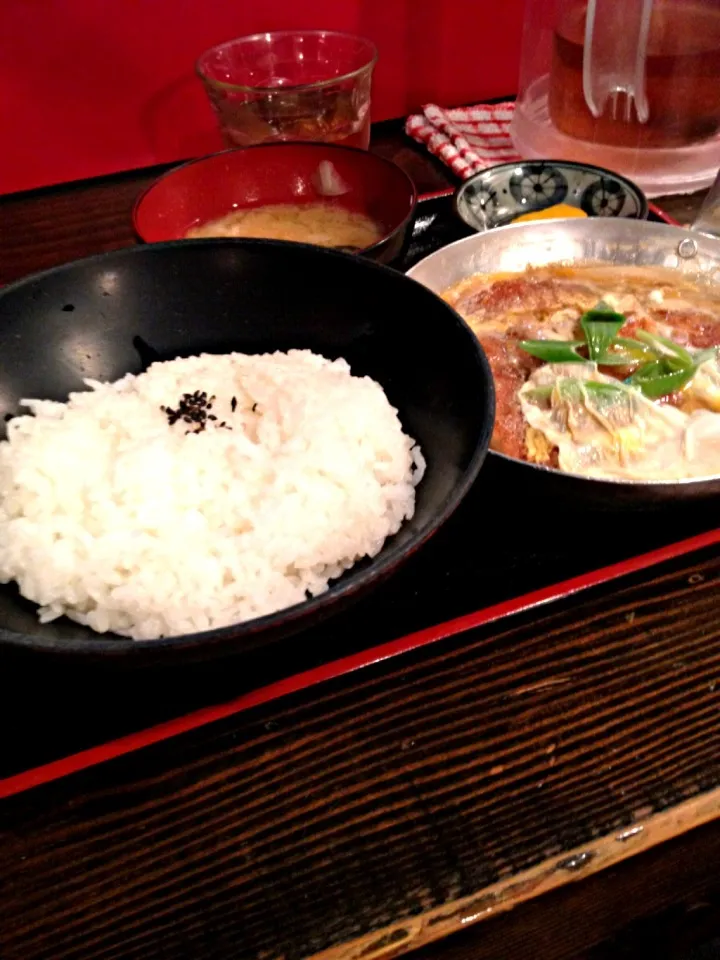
[405, 101, 521, 180]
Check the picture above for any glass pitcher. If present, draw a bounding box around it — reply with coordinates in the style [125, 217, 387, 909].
[510, 0, 720, 196]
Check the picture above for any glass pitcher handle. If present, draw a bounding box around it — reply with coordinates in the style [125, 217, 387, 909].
[583, 0, 653, 123]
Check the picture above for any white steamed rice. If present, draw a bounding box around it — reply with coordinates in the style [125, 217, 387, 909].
[0, 350, 424, 640]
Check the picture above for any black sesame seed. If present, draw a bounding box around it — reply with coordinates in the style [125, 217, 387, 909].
[231, 397, 237, 412]
[163, 388, 218, 431]
[252, 402, 258, 412]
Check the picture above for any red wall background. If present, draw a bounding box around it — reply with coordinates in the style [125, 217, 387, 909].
[1, 0, 524, 197]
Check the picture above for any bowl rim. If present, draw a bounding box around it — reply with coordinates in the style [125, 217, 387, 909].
[196, 29, 379, 93]
[131, 141, 418, 252]
[0, 237, 492, 656]
[454, 158, 650, 232]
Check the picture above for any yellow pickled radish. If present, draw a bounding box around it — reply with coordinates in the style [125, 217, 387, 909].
[512, 203, 588, 223]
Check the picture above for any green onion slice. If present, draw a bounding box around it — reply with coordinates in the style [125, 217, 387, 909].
[625, 359, 697, 398]
[518, 340, 587, 363]
[580, 304, 625, 362]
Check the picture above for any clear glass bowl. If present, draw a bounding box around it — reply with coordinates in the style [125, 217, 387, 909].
[196, 30, 377, 150]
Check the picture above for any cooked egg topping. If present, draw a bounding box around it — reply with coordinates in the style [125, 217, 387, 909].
[519, 356, 720, 481]
[512, 203, 588, 224]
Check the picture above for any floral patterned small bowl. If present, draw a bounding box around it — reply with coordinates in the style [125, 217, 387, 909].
[455, 159, 649, 232]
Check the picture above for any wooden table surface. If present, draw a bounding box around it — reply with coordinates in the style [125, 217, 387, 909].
[2, 123, 720, 960]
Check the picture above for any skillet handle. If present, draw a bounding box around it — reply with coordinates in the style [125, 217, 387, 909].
[691, 168, 720, 238]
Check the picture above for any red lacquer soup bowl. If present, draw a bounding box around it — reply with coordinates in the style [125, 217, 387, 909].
[133, 142, 417, 265]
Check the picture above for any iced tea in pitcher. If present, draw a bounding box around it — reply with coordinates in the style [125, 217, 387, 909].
[549, 0, 720, 148]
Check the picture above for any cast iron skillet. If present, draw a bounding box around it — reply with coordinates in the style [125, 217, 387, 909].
[0, 239, 493, 663]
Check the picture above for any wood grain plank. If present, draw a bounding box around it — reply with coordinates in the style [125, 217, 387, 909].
[1, 546, 718, 960]
[308, 786, 720, 960]
[368, 814, 720, 960]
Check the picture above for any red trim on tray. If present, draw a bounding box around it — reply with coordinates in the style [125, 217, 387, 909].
[2, 527, 718, 801]
[648, 201, 680, 226]
[417, 187, 456, 202]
